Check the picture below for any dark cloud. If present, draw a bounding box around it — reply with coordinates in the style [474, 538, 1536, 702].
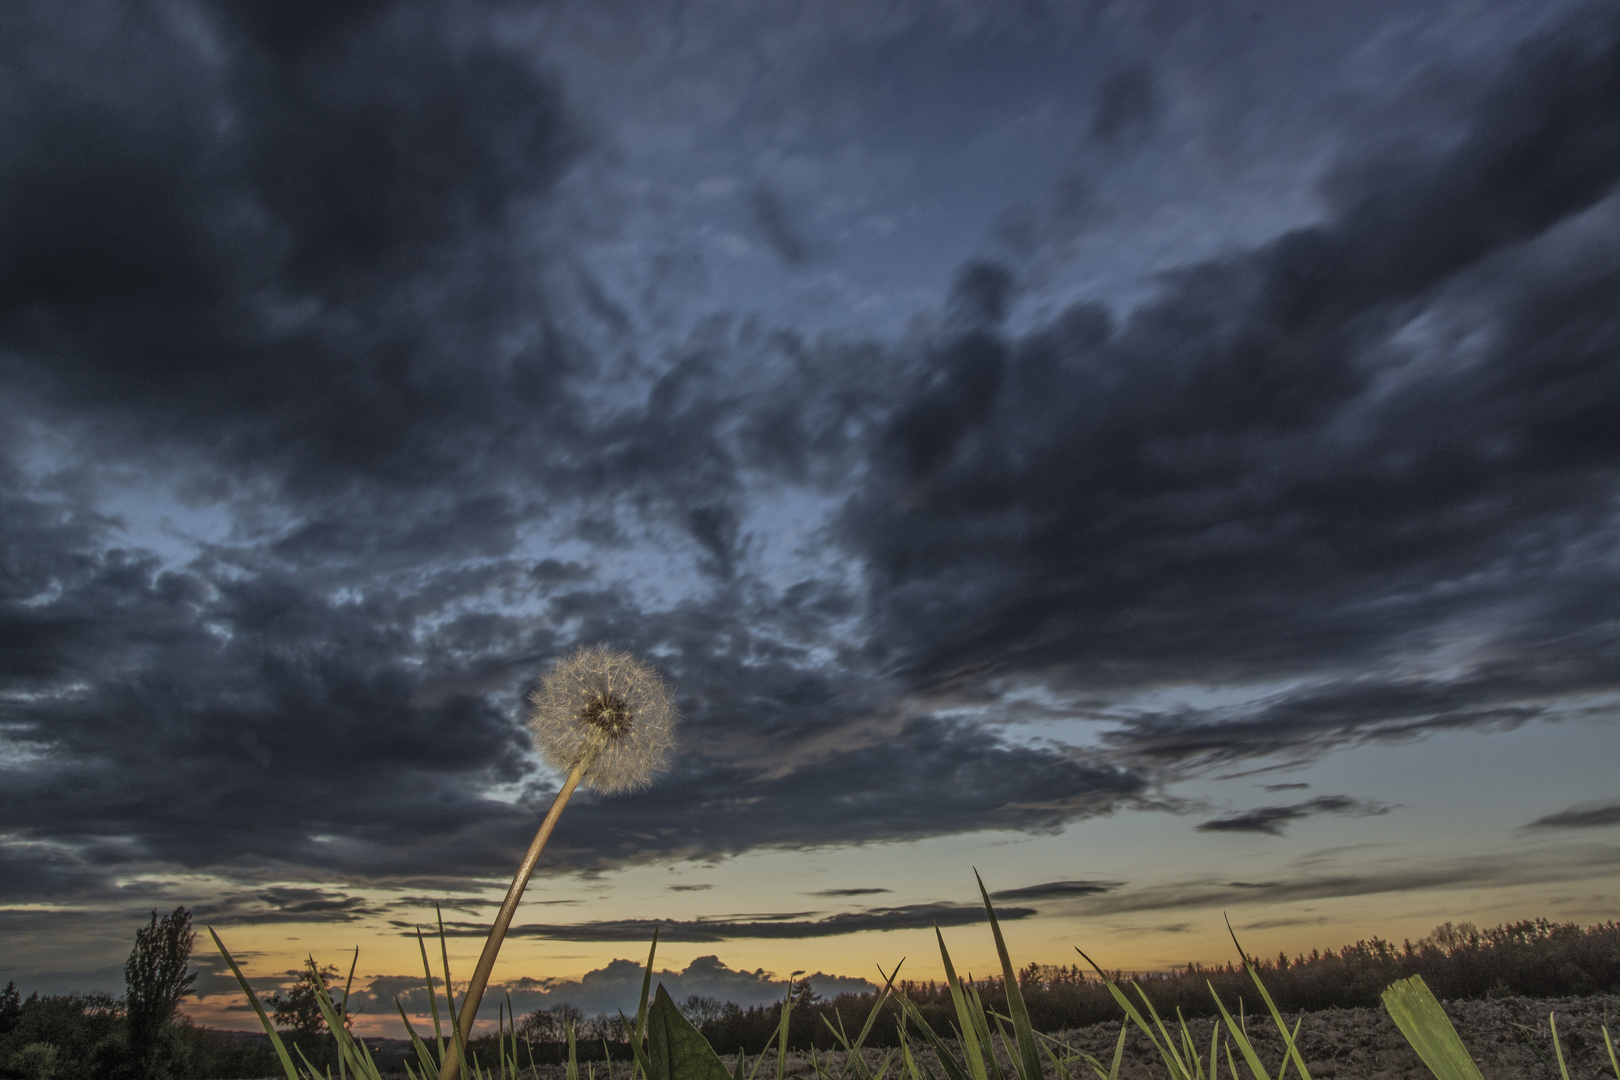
[989, 880, 1122, 902]
[1197, 796, 1390, 836]
[196, 886, 387, 925]
[1089, 65, 1160, 147]
[806, 888, 892, 897]
[843, 3, 1620, 773]
[427, 901, 1035, 942]
[1524, 802, 1620, 830]
[751, 185, 814, 267]
[1067, 844, 1620, 917]
[2, 0, 1619, 973]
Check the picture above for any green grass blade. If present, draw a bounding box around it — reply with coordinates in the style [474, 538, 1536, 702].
[305, 959, 368, 1077]
[744, 1018, 783, 1080]
[1271, 1019, 1301, 1080]
[849, 960, 905, 1058]
[974, 873, 1044, 1080]
[1075, 947, 1182, 1068]
[820, 1014, 864, 1080]
[638, 930, 661, 1049]
[893, 991, 970, 1080]
[1208, 982, 1270, 1080]
[897, 1022, 943, 1080]
[293, 1040, 322, 1079]
[620, 1011, 657, 1080]
[962, 979, 1007, 1080]
[437, 907, 471, 1078]
[419, 928, 447, 1062]
[777, 984, 797, 1080]
[936, 928, 991, 1080]
[1380, 976, 1483, 1080]
[1131, 982, 1192, 1080]
[1549, 1014, 1572, 1080]
[1222, 920, 1310, 1080]
[1603, 1026, 1618, 1080]
[209, 927, 303, 1080]
[397, 996, 441, 1077]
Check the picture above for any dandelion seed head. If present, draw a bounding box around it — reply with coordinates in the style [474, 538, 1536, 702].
[527, 645, 678, 794]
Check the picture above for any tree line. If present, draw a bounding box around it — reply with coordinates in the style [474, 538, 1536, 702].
[501, 918, 1620, 1059]
[6, 914, 1618, 1076]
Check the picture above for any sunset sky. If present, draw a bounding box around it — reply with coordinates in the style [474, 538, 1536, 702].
[3, 0, 1620, 1039]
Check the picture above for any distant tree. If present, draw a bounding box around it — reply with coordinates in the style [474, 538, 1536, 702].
[124, 906, 197, 1080]
[515, 1001, 584, 1044]
[0, 981, 21, 1036]
[679, 995, 725, 1029]
[266, 961, 351, 1039]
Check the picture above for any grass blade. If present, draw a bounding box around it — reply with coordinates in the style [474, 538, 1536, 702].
[1223, 920, 1311, 1080]
[1208, 986, 1270, 1080]
[397, 996, 442, 1078]
[638, 929, 660, 1048]
[1075, 947, 1180, 1071]
[419, 928, 447, 1063]
[209, 927, 302, 1080]
[962, 978, 1007, 1080]
[1379, 976, 1483, 1080]
[620, 1011, 656, 1080]
[974, 873, 1044, 1080]
[936, 927, 991, 1080]
[1549, 1014, 1572, 1080]
[892, 990, 970, 1080]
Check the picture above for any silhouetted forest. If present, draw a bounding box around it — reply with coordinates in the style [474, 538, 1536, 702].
[667, 918, 1620, 1055]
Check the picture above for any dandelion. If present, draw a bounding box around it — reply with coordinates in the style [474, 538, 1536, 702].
[528, 644, 678, 794]
[441, 646, 678, 1080]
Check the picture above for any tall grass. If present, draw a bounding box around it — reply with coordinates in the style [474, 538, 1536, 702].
[211, 880, 1619, 1080]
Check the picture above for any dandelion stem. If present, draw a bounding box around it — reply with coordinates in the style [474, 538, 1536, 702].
[439, 757, 590, 1080]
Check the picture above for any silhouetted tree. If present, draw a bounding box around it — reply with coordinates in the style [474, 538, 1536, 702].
[0, 981, 21, 1036]
[124, 906, 197, 1079]
[266, 961, 350, 1039]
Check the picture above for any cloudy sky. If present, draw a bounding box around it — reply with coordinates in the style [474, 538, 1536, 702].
[4, 0, 1620, 1036]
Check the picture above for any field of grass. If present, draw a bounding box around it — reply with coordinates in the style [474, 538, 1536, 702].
[194, 875, 1618, 1080]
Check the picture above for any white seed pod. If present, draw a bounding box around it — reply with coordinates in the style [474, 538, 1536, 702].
[527, 645, 678, 794]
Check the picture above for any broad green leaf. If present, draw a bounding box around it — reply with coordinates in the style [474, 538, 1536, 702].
[647, 983, 732, 1080]
[1380, 976, 1482, 1080]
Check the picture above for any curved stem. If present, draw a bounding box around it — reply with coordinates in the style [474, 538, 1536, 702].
[439, 759, 588, 1080]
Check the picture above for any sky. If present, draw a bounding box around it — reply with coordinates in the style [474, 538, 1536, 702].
[3, 0, 1620, 1038]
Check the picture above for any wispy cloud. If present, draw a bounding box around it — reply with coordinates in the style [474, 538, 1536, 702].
[1197, 797, 1391, 836]
[989, 881, 1123, 901]
[418, 902, 1036, 943]
[1523, 802, 1620, 830]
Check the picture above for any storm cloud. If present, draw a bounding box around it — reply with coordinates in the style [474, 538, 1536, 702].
[1, 0, 1618, 993]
